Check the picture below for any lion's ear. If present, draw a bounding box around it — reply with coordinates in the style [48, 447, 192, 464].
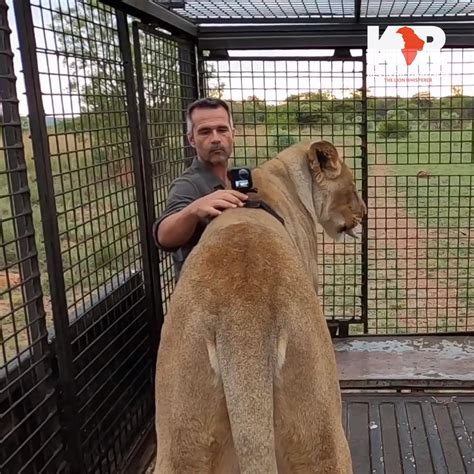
[307, 140, 342, 180]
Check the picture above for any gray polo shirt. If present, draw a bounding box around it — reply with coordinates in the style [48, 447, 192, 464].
[153, 158, 226, 281]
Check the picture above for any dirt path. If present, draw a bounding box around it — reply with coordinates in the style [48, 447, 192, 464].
[1, 271, 53, 365]
[317, 162, 472, 333]
[368, 169, 472, 332]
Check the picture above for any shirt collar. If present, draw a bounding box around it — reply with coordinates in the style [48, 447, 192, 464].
[191, 157, 226, 189]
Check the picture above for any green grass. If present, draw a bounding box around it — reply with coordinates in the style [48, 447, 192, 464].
[233, 124, 474, 335]
[1, 131, 144, 364]
[2, 122, 473, 365]
[369, 128, 474, 168]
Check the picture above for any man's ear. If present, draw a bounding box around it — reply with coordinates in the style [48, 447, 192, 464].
[307, 140, 342, 180]
[187, 132, 196, 148]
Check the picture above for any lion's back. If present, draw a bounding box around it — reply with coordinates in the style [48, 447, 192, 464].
[189, 215, 303, 290]
[174, 211, 321, 332]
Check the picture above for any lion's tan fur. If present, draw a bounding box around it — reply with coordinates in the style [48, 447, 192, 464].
[153, 140, 365, 473]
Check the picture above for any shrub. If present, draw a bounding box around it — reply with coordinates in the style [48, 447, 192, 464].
[377, 109, 411, 139]
[271, 127, 298, 152]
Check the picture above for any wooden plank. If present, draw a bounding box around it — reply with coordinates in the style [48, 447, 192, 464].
[406, 401, 434, 474]
[335, 336, 474, 388]
[343, 394, 474, 474]
[458, 401, 474, 447]
[448, 402, 473, 472]
[347, 402, 371, 474]
[368, 401, 385, 473]
[380, 402, 403, 474]
[432, 402, 466, 474]
[394, 401, 416, 474]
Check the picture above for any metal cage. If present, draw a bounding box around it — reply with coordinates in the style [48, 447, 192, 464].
[1, 0, 473, 472]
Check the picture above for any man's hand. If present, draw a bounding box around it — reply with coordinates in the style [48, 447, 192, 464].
[156, 189, 248, 250]
[188, 189, 248, 220]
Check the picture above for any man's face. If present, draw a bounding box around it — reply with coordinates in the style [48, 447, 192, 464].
[188, 106, 235, 165]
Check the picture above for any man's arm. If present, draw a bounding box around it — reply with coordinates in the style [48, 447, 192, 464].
[154, 178, 200, 251]
[154, 179, 248, 251]
[156, 205, 200, 250]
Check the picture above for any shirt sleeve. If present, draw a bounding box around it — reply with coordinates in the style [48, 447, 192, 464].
[152, 177, 199, 252]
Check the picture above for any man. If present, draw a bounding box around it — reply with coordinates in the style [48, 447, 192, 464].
[153, 97, 248, 281]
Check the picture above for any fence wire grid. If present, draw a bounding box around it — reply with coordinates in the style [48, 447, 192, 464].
[1, 0, 473, 473]
[202, 47, 474, 334]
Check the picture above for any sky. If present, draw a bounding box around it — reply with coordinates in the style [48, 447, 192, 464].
[6, 0, 474, 117]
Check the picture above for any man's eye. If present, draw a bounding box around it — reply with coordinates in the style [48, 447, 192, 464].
[218, 128, 229, 133]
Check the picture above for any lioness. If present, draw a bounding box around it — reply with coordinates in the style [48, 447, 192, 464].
[154, 140, 366, 473]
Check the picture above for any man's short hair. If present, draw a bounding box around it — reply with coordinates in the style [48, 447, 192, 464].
[186, 97, 233, 134]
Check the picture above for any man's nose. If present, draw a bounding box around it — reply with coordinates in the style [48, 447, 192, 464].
[211, 130, 221, 143]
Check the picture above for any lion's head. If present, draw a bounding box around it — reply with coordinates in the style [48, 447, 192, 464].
[307, 140, 366, 241]
[271, 139, 366, 242]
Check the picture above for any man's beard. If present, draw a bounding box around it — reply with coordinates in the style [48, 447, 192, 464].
[207, 148, 229, 164]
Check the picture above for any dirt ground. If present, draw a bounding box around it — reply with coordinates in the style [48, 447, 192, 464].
[367, 165, 471, 331]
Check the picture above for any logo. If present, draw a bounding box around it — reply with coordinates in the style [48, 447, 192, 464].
[367, 25, 446, 68]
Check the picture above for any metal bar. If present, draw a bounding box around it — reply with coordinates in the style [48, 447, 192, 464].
[355, 0, 361, 22]
[156, 0, 185, 8]
[102, 0, 197, 37]
[198, 23, 474, 49]
[197, 55, 206, 98]
[361, 52, 369, 334]
[178, 43, 198, 167]
[13, 0, 85, 471]
[132, 21, 166, 353]
[471, 114, 474, 164]
[204, 54, 364, 62]
[198, 22, 474, 34]
[117, 12, 161, 363]
[195, 17, 357, 24]
[0, 0, 47, 368]
[339, 379, 474, 390]
[197, 17, 474, 26]
[135, 21, 193, 44]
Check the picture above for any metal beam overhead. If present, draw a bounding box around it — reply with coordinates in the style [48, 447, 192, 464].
[104, 0, 197, 37]
[194, 15, 474, 24]
[198, 23, 474, 50]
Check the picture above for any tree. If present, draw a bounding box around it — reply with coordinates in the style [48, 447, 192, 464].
[51, 2, 220, 179]
[52, 1, 131, 176]
[201, 61, 225, 99]
[412, 91, 433, 109]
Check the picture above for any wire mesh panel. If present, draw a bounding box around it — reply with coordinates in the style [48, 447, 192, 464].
[366, 48, 474, 334]
[0, 0, 65, 471]
[362, 0, 474, 19]
[201, 52, 365, 329]
[134, 23, 197, 312]
[168, 0, 474, 22]
[172, 0, 354, 22]
[16, 0, 157, 471]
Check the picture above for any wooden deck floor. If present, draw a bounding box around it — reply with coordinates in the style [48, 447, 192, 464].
[343, 393, 473, 474]
[141, 335, 474, 473]
[335, 335, 474, 389]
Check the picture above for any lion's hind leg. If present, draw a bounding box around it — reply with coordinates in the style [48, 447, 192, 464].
[274, 341, 352, 474]
[154, 330, 237, 474]
[154, 413, 233, 474]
